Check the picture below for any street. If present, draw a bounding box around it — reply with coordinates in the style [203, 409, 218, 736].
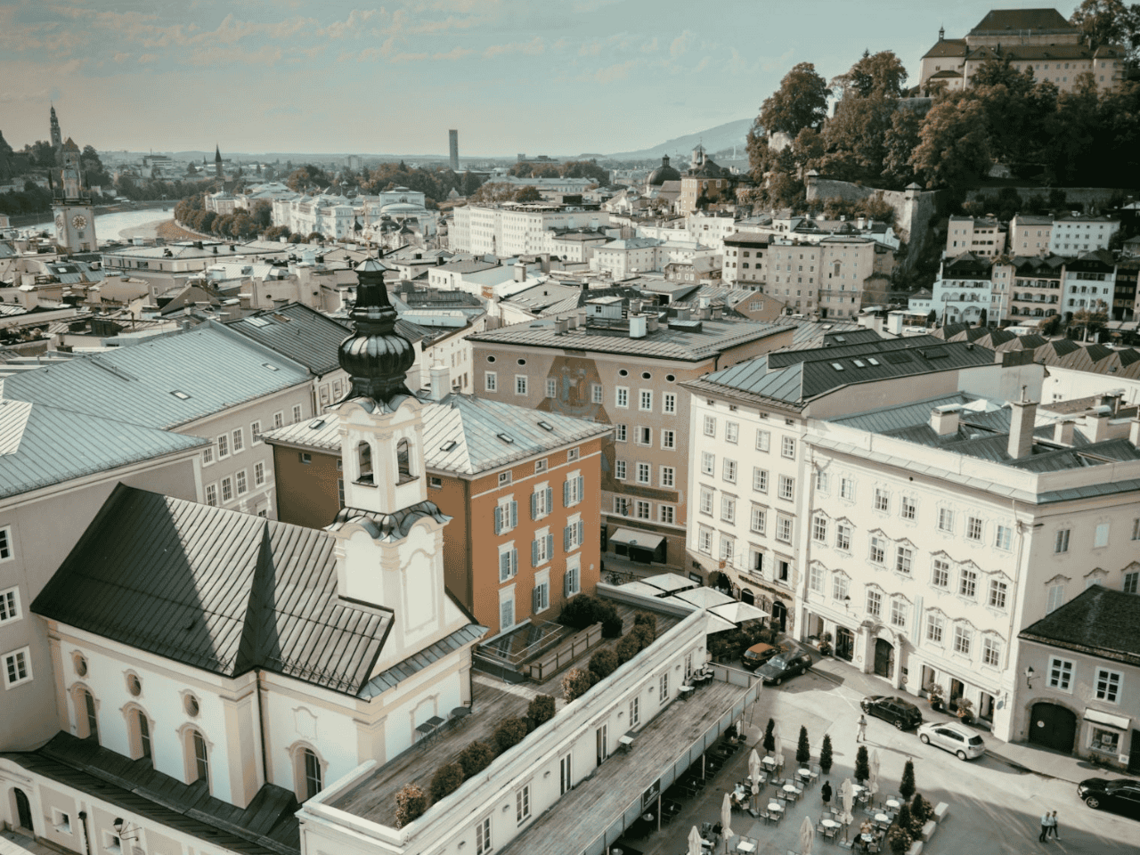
[632, 653, 1138, 855]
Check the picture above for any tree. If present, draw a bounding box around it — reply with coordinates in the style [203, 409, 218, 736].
[796, 726, 811, 764]
[251, 200, 273, 229]
[429, 762, 465, 802]
[633, 611, 657, 637]
[886, 825, 913, 855]
[910, 93, 991, 190]
[831, 50, 908, 99]
[615, 633, 640, 664]
[514, 185, 542, 202]
[896, 803, 915, 837]
[394, 783, 428, 828]
[882, 106, 922, 187]
[926, 309, 937, 327]
[1072, 0, 1140, 66]
[493, 717, 528, 754]
[899, 759, 916, 801]
[588, 648, 619, 681]
[759, 62, 829, 138]
[527, 694, 556, 727]
[911, 793, 934, 824]
[562, 667, 592, 702]
[1072, 299, 1110, 340]
[763, 719, 776, 754]
[457, 740, 496, 777]
[822, 91, 898, 180]
[819, 734, 834, 773]
[855, 745, 870, 783]
[978, 308, 988, 327]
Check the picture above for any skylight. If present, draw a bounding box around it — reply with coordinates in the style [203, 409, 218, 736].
[537, 421, 553, 431]
[853, 359, 866, 368]
[308, 420, 325, 430]
[867, 357, 881, 366]
[247, 317, 271, 328]
[263, 363, 279, 371]
[497, 433, 515, 444]
[171, 390, 191, 400]
[440, 440, 457, 452]
[831, 362, 845, 371]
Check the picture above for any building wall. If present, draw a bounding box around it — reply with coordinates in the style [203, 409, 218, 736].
[272, 443, 342, 527]
[1009, 219, 1054, 255]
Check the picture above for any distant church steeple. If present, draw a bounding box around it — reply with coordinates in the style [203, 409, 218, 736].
[49, 105, 63, 151]
[938, 24, 945, 42]
[215, 144, 223, 179]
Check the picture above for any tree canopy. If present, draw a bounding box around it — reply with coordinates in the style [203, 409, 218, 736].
[758, 62, 829, 138]
[1071, 0, 1140, 65]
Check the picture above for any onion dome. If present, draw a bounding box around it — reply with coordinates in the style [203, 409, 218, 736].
[647, 154, 680, 187]
[338, 257, 414, 403]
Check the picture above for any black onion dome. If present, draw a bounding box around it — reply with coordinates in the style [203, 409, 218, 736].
[338, 257, 415, 403]
[647, 154, 680, 187]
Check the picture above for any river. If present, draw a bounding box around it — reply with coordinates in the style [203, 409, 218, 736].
[27, 209, 174, 243]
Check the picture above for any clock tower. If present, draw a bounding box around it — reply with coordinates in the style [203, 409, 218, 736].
[52, 136, 96, 253]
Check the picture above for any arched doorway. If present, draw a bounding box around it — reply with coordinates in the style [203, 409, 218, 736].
[14, 787, 33, 832]
[771, 600, 787, 633]
[874, 638, 894, 678]
[1028, 703, 1077, 753]
[741, 589, 755, 605]
[835, 627, 854, 662]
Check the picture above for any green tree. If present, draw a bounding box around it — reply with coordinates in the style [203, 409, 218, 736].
[822, 91, 898, 180]
[819, 734, 834, 773]
[855, 745, 870, 783]
[759, 62, 829, 138]
[394, 783, 428, 828]
[831, 49, 908, 99]
[251, 200, 273, 229]
[633, 611, 657, 637]
[910, 93, 991, 190]
[1072, 0, 1140, 65]
[514, 185, 542, 202]
[527, 694, 556, 727]
[429, 762, 465, 802]
[899, 758, 916, 800]
[882, 106, 922, 187]
[1072, 299, 1110, 339]
[562, 667, 592, 702]
[796, 726, 811, 764]
[588, 648, 619, 681]
[560, 160, 610, 184]
[456, 741, 496, 777]
[763, 718, 776, 754]
[493, 717, 528, 753]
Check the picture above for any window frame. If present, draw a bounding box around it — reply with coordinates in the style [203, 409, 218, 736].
[1095, 668, 1122, 703]
[0, 586, 21, 625]
[3, 646, 33, 688]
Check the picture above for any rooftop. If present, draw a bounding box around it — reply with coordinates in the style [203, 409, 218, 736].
[1020, 585, 1140, 667]
[967, 8, 1075, 37]
[226, 303, 351, 376]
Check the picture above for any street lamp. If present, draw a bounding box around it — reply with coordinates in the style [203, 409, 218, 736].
[1025, 666, 1035, 688]
[113, 818, 140, 842]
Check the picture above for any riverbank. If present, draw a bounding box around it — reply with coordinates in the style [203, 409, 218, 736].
[6, 200, 172, 229]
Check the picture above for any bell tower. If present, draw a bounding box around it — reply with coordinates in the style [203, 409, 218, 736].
[49, 105, 62, 151]
[328, 257, 465, 672]
[52, 135, 96, 253]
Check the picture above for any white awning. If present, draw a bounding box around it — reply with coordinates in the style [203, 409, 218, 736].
[617, 580, 670, 598]
[706, 613, 739, 634]
[711, 601, 770, 624]
[1084, 707, 1130, 731]
[609, 528, 665, 550]
[674, 587, 736, 609]
[641, 572, 696, 593]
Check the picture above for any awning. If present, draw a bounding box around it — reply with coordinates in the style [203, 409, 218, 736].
[711, 601, 770, 624]
[673, 587, 736, 609]
[641, 572, 697, 593]
[706, 613, 739, 634]
[1084, 707, 1131, 731]
[617, 580, 670, 598]
[610, 528, 665, 550]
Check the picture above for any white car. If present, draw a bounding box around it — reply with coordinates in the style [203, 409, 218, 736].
[917, 721, 985, 760]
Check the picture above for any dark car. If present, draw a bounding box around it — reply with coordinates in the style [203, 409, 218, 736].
[860, 696, 924, 730]
[1077, 777, 1140, 820]
[740, 642, 787, 672]
[756, 649, 812, 685]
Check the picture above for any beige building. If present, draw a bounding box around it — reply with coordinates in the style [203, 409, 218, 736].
[767, 237, 878, 318]
[1009, 214, 1054, 256]
[722, 232, 768, 286]
[946, 216, 1007, 258]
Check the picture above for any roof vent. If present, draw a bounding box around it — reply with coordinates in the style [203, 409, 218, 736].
[440, 440, 457, 452]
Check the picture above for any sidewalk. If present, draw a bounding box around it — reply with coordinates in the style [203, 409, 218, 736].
[808, 655, 1099, 786]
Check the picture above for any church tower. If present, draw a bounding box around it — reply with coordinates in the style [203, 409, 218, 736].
[49, 105, 62, 151]
[327, 257, 467, 673]
[215, 144, 223, 179]
[52, 136, 96, 253]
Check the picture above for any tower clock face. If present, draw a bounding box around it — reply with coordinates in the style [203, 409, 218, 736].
[72, 214, 87, 229]
[55, 214, 64, 230]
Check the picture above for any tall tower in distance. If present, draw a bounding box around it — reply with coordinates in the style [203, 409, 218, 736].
[449, 129, 459, 172]
[215, 144, 223, 179]
[52, 136, 96, 253]
[49, 105, 63, 151]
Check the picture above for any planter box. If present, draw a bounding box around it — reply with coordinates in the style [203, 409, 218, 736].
[921, 820, 936, 841]
[933, 802, 949, 821]
[907, 841, 924, 855]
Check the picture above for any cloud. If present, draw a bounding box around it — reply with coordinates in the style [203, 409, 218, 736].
[670, 30, 695, 58]
[138, 53, 159, 64]
[433, 46, 474, 61]
[323, 9, 377, 40]
[595, 58, 640, 85]
[484, 36, 544, 59]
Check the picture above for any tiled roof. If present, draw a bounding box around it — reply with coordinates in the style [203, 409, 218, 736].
[226, 303, 351, 376]
[0, 398, 206, 499]
[968, 8, 1074, 36]
[1020, 585, 1140, 666]
[33, 486, 392, 695]
[923, 38, 966, 58]
[0, 323, 310, 430]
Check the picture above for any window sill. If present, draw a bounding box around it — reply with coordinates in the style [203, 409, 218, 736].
[354, 478, 376, 487]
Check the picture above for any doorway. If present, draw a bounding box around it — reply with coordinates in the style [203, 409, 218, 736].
[1129, 730, 1140, 774]
[978, 692, 995, 724]
[1027, 703, 1077, 753]
[835, 627, 854, 662]
[949, 678, 965, 708]
[874, 638, 894, 678]
[771, 601, 787, 633]
[741, 588, 755, 605]
[15, 788, 33, 833]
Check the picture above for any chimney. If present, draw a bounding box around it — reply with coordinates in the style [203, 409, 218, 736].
[629, 298, 642, 315]
[629, 315, 647, 338]
[1100, 390, 1123, 414]
[677, 306, 692, 321]
[1089, 405, 1111, 442]
[1052, 419, 1075, 445]
[429, 362, 451, 402]
[930, 404, 961, 436]
[514, 262, 527, 283]
[647, 314, 660, 332]
[1130, 416, 1140, 448]
[577, 310, 588, 329]
[1007, 387, 1037, 459]
[555, 317, 569, 334]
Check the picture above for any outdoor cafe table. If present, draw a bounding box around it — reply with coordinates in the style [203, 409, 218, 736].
[768, 801, 783, 814]
[762, 755, 778, 771]
[821, 819, 841, 830]
[782, 784, 800, 798]
[885, 798, 901, 810]
[737, 840, 756, 854]
[874, 813, 890, 825]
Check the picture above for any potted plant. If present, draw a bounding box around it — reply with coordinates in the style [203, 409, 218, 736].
[925, 683, 944, 712]
[955, 698, 975, 725]
[819, 631, 833, 656]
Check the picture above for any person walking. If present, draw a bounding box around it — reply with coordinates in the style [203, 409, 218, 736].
[1038, 810, 1051, 842]
[1047, 810, 1061, 840]
[857, 715, 868, 743]
[821, 780, 833, 807]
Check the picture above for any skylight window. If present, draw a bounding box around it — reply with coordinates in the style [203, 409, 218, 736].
[867, 357, 881, 366]
[497, 433, 515, 444]
[537, 421, 553, 431]
[308, 420, 325, 430]
[831, 362, 845, 371]
[853, 359, 866, 367]
[440, 440, 457, 452]
[247, 317, 271, 328]
[262, 363, 279, 371]
[171, 390, 191, 400]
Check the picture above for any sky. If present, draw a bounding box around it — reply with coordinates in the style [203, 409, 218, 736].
[1, 0, 1086, 158]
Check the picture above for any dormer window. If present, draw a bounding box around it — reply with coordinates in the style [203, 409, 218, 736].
[357, 441, 374, 485]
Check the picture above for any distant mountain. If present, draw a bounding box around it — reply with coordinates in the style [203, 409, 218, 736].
[602, 118, 754, 162]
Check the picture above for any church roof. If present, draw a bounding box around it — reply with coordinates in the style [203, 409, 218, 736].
[62, 137, 79, 152]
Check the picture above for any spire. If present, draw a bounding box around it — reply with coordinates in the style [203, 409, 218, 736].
[49, 104, 62, 151]
[215, 144, 222, 163]
[337, 258, 415, 403]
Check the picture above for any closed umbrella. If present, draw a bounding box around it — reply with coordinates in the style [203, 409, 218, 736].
[721, 792, 734, 852]
[688, 825, 704, 855]
[840, 778, 856, 842]
[749, 748, 763, 811]
[771, 722, 783, 770]
[869, 750, 881, 805]
[799, 815, 815, 855]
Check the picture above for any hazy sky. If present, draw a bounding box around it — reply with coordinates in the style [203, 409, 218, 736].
[2, 0, 1082, 158]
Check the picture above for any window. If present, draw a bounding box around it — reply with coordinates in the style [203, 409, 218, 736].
[988, 579, 1008, 610]
[812, 516, 827, 543]
[832, 574, 849, 601]
[499, 546, 518, 582]
[3, 647, 32, 688]
[723, 459, 737, 483]
[660, 466, 675, 488]
[1048, 657, 1073, 691]
[938, 508, 954, 532]
[721, 496, 736, 524]
[515, 375, 528, 396]
[532, 485, 552, 519]
[1054, 528, 1070, 553]
[755, 429, 770, 452]
[531, 530, 553, 567]
[559, 753, 572, 796]
[719, 535, 735, 561]
[236, 470, 248, 496]
[1125, 571, 1139, 595]
[816, 471, 829, 493]
[809, 564, 824, 592]
[292, 405, 302, 423]
[1047, 584, 1065, 613]
[982, 637, 1001, 668]
[1095, 669, 1122, 703]
[926, 612, 944, 644]
[254, 461, 266, 487]
[873, 489, 889, 513]
[616, 387, 629, 408]
[901, 496, 916, 520]
[494, 498, 518, 535]
[221, 477, 234, 503]
[701, 451, 714, 475]
[1133, 517, 1140, 541]
[639, 390, 652, 411]
[615, 460, 627, 480]
[485, 371, 497, 392]
[778, 475, 794, 501]
[752, 468, 768, 493]
[781, 436, 796, 459]
[273, 411, 284, 429]
[564, 473, 584, 506]
[635, 426, 651, 446]
[869, 536, 885, 565]
[659, 672, 669, 702]
[698, 527, 713, 554]
[994, 524, 1012, 550]
[895, 546, 913, 575]
[564, 516, 585, 550]
[1094, 523, 1109, 548]
[591, 383, 603, 404]
[476, 816, 492, 855]
[959, 567, 977, 599]
[840, 478, 854, 501]
[564, 556, 581, 597]
[0, 587, 21, 624]
[533, 577, 549, 613]
[499, 471, 512, 486]
[545, 378, 556, 398]
[659, 505, 675, 524]
[966, 517, 983, 541]
[725, 421, 739, 443]
[232, 428, 244, 454]
[866, 590, 882, 617]
[776, 515, 792, 543]
[663, 393, 676, 414]
[703, 415, 716, 436]
[661, 429, 676, 449]
[953, 625, 971, 656]
[301, 748, 322, 800]
[250, 420, 262, 444]
[136, 710, 152, 762]
[216, 434, 229, 459]
[835, 523, 851, 552]
[890, 599, 907, 628]
[615, 424, 627, 442]
[204, 482, 218, 506]
[516, 783, 531, 825]
[699, 488, 713, 516]
[629, 696, 640, 728]
[202, 446, 214, 466]
[931, 558, 950, 589]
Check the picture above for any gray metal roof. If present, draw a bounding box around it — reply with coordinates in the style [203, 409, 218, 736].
[0, 398, 206, 499]
[33, 486, 392, 695]
[225, 303, 351, 376]
[1020, 585, 1140, 666]
[0, 323, 311, 430]
[358, 623, 487, 699]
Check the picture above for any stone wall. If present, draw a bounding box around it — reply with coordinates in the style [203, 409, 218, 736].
[965, 186, 1127, 210]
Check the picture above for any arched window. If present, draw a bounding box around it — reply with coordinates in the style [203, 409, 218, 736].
[396, 439, 412, 482]
[77, 688, 98, 743]
[357, 441, 373, 484]
[137, 710, 152, 763]
[301, 748, 322, 800]
[191, 729, 209, 786]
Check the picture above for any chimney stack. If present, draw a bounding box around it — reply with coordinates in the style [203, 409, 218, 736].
[1089, 405, 1111, 442]
[1130, 416, 1140, 448]
[514, 262, 527, 283]
[429, 361, 451, 402]
[1007, 387, 1037, 459]
[1052, 419, 1075, 445]
[930, 404, 961, 436]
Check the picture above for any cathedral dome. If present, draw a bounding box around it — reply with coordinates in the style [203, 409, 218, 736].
[337, 258, 415, 403]
[646, 154, 680, 187]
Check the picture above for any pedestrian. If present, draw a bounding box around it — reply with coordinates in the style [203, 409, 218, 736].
[857, 714, 867, 743]
[1038, 810, 1050, 842]
[1048, 810, 1061, 840]
[821, 780, 833, 806]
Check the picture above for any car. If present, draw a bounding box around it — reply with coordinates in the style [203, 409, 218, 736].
[1077, 777, 1140, 820]
[860, 696, 924, 730]
[756, 649, 813, 685]
[916, 721, 985, 760]
[740, 642, 786, 672]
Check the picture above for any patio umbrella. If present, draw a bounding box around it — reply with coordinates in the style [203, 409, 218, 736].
[799, 815, 815, 855]
[771, 722, 783, 769]
[721, 792, 734, 853]
[749, 748, 762, 809]
[869, 750, 881, 803]
[840, 778, 856, 842]
[688, 825, 704, 855]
